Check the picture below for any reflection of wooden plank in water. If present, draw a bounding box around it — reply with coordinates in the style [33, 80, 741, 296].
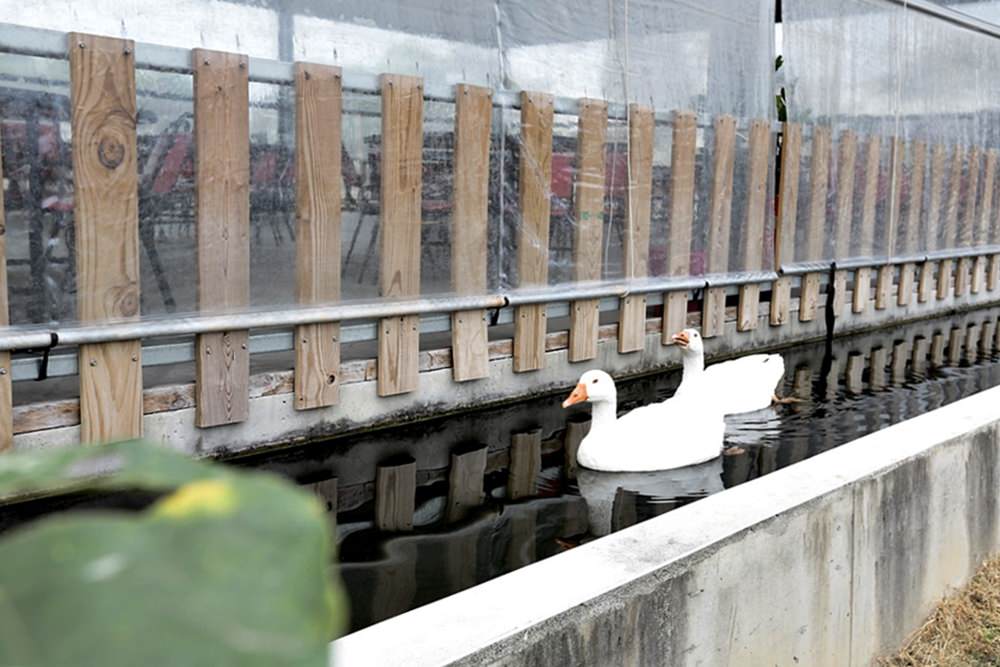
[980, 320, 996, 356]
[502, 503, 537, 570]
[792, 364, 812, 401]
[611, 487, 639, 532]
[447, 446, 487, 523]
[375, 459, 416, 532]
[563, 418, 590, 481]
[891, 340, 910, 385]
[722, 448, 754, 487]
[911, 336, 929, 376]
[964, 324, 981, 363]
[930, 332, 946, 367]
[508, 429, 542, 500]
[824, 354, 842, 401]
[845, 352, 865, 395]
[310, 477, 338, 532]
[869, 347, 887, 391]
[370, 539, 417, 626]
[444, 522, 481, 596]
[947, 327, 964, 366]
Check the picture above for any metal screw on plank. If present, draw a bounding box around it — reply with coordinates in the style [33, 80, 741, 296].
[0, 368, 7, 375]
[89, 359, 97, 367]
[78, 41, 86, 49]
[123, 47, 131, 56]
[131, 354, 138, 362]
[241, 343, 247, 350]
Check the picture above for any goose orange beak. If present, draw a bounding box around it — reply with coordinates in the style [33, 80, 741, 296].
[671, 330, 690, 347]
[562, 383, 588, 408]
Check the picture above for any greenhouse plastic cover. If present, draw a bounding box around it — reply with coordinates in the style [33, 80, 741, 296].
[782, 0, 1000, 267]
[0, 0, 773, 325]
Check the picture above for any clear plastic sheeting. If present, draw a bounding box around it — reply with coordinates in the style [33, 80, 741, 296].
[783, 0, 1000, 266]
[0, 0, 775, 326]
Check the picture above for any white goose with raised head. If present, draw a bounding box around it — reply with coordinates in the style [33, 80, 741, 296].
[671, 328, 786, 414]
[562, 370, 725, 472]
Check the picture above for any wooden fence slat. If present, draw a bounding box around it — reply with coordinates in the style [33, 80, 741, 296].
[876, 137, 904, 311]
[800, 125, 831, 322]
[450, 83, 492, 380]
[955, 147, 980, 297]
[702, 114, 736, 337]
[447, 445, 487, 522]
[832, 130, 858, 317]
[920, 144, 947, 302]
[193, 49, 250, 428]
[853, 135, 881, 314]
[70, 33, 143, 442]
[663, 110, 697, 343]
[294, 63, 342, 410]
[377, 74, 423, 395]
[738, 119, 771, 331]
[937, 145, 963, 300]
[375, 458, 416, 532]
[508, 429, 541, 500]
[619, 104, 654, 352]
[513, 91, 554, 372]
[771, 122, 801, 326]
[0, 132, 10, 450]
[972, 149, 996, 294]
[985, 150, 1000, 291]
[898, 140, 926, 306]
[569, 100, 607, 362]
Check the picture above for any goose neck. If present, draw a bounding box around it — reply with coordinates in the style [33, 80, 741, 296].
[589, 397, 618, 428]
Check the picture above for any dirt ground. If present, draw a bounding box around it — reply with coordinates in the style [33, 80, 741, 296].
[881, 556, 1000, 667]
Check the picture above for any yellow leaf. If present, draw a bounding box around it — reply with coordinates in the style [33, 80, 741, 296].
[153, 479, 236, 518]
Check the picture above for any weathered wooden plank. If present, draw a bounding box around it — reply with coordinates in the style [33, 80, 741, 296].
[375, 458, 416, 532]
[0, 129, 10, 450]
[937, 145, 964, 300]
[799, 125, 831, 322]
[898, 140, 926, 306]
[514, 91, 554, 372]
[663, 110, 696, 343]
[853, 135, 881, 314]
[293, 63, 342, 410]
[702, 114, 736, 336]
[771, 122, 802, 326]
[876, 137, 904, 311]
[920, 144, 947, 302]
[738, 119, 771, 331]
[376, 74, 423, 395]
[619, 104, 654, 352]
[450, 83, 492, 380]
[563, 416, 590, 481]
[70, 33, 143, 443]
[193, 48, 250, 428]
[831, 130, 858, 317]
[569, 99, 607, 362]
[955, 147, 980, 297]
[972, 149, 996, 294]
[508, 429, 541, 500]
[447, 445, 487, 522]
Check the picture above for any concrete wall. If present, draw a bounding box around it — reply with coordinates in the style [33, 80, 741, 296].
[331, 383, 1000, 666]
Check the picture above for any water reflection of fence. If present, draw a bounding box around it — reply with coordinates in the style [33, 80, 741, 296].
[1, 27, 1000, 453]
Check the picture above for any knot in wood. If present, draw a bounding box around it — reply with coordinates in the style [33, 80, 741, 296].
[97, 134, 126, 169]
[117, 288, 140, 318]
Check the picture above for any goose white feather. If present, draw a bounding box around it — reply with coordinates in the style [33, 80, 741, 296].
[670, 328, 785, 414]
[562, 370, 725, 472]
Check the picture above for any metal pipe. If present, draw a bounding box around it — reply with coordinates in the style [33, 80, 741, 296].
[780, 246, 1000, 275]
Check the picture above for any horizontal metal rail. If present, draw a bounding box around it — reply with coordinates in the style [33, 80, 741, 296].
[780, 246, 1000, 275]
[0, 22, 771, 128]
[884, 0, 1000, 41]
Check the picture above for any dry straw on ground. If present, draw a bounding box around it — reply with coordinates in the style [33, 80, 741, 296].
[881, 556, 1000, 666]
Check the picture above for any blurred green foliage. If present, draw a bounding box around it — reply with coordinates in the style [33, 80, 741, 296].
[0, 440, 346, 667]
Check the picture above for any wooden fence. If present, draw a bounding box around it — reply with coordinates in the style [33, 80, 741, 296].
[1, 33, 1000, 452]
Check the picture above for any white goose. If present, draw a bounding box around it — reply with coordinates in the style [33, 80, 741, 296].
[671, 328, 786, 414]
[562, 370, 724, 472]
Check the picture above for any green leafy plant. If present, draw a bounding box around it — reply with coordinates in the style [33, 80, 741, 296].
[0, 440, 346, 667]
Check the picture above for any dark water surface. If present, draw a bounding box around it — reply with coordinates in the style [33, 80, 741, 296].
[4, 306, 1000, 634]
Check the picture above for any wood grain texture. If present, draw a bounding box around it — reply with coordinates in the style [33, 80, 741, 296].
[450, 83, 492, 381]
[0, 130, 10, 450]
[70, 33, 143, 443]
[876, 137, 903, 311]
[569, 99, 607, 362]
[294, 63, 342, 409]
[899, 140, 926, 306]
[938, 146, 964, 300]
[702, 115, 736, 336]
[378, 74, 423, 394]
[447, 446, 487, 522]
[832, 131, 857, 317]
[619, 104, 653, 352]
[514, 91, 553, 372]
[771, 122, 802, 327]
[853, 135, 882, 314]
[192, 49, 250, 428]
[920, 144, 947, 302]
[508, 429, 541, 500]
[800, 125, 831, 322]
[738, 119, 771, 331]
[956, 148, 980, 297]
[375, 459, 416, 532]
[663, 111, 696, 344]
[972, 149, 997, 294]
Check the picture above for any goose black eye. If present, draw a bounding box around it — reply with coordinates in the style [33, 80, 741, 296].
[591, 378, 599, 384]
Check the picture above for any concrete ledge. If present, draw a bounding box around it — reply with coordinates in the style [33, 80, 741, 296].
[331, 383, 1000, 666]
